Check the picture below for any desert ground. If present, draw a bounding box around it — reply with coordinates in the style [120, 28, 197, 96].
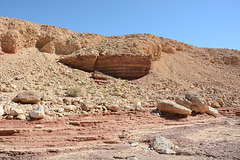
[0, 17, 239, 160]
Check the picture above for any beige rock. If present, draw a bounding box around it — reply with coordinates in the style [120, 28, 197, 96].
[13, 91, 40, 104]
[30, 106, 45, 119]
[175, 93, 208, 113]
[106, 104, 121, 112]
[206, 106, 219, 117]
[57, 108, 64, 113]
[211, 100, 221, 108]
[157, 100, 191, 115]
[10, 108, 24, 116]
[185, 93, 207, 113]
[16, 114, 26, 120]
[64, 105, 75, 111]
[152, 136, 177, 154]
[81, 102, 95, 111]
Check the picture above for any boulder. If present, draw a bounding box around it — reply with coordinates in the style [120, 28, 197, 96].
[152, 136, 177, 154]
[157, 100, 192, 115]
[13, 91, 40, 104]
[185, 93, 207, 113]
[175, 93, 208, 113]
[30, 106, 45, 119]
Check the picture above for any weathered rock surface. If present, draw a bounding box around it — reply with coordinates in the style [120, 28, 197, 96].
[157, 100, 192, 115]
[206, 106, 219, 117]
[13, 91, 40, 104]
[152, 136, 177, 154]
[0, 17, 105, 54]
[30, 106, 45, 119]
[175, 93, 207, 113]
[175, 93, 219, 117]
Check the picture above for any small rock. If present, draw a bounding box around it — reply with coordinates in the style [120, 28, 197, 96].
[215, 98, 224, 107]
[81, 102, 95, 111]
[211, 100, 221, 108]
[13, 91, 40, 104]
[152, 136, 176, 154]
[30, 106, 45, 119]
[125, 156, 138, 160]
[157, 100, 191, 115]
[130, 142, 139, 147]
[106, 104, 120, 112]
[16, 114, 26, 120]
[34, 125, 44, 128]
[206, 106, 219, 117]
[10, 108, 24, 116]
[64, 105, 75, 111]
[57, 108, 64, 113]
[92, 71, 108, 80]
[6, 115, 14, 119]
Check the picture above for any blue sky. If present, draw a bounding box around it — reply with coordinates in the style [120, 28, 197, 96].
[1, 0, 240, 50]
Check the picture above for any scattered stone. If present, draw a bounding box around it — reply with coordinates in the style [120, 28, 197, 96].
[106, 104, 120, 112]
[152, 136, 177, 154]
[130, 142, 139, 147]
[34, 125, 44, 128]
[16, 114, 26, 120]
[157, 100, 192, 115]
[210, 100, 221, 108]
[125, 156, 138, 160]
[10, 108, 24, 116]
[57, 108, 64, 113]
[81, 102, 95, 111]
[215, 98, 224, 107]
[64, 105, 75, 111]
[206, 106, 219, 117]
[13, 91, 40, 104]
[92, 70, 108, 80]
[30, 106, 45, 119]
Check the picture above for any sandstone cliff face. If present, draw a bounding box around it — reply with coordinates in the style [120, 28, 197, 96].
[58, 34, 194, 79]
[1, 17, 239, 80]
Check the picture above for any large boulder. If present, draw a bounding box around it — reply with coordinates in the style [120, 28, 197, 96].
[175, 93, 219, 117]
[152, 136, 177, 154]
[157, 100, 192, 115]
[13, 91, 40, 104]
[175, 93, 208, 113]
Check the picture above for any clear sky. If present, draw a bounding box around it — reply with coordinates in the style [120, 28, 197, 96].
[1, 0, 240, 50]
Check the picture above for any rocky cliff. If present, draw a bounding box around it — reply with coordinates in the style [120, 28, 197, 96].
[1, 17, 239, 80]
